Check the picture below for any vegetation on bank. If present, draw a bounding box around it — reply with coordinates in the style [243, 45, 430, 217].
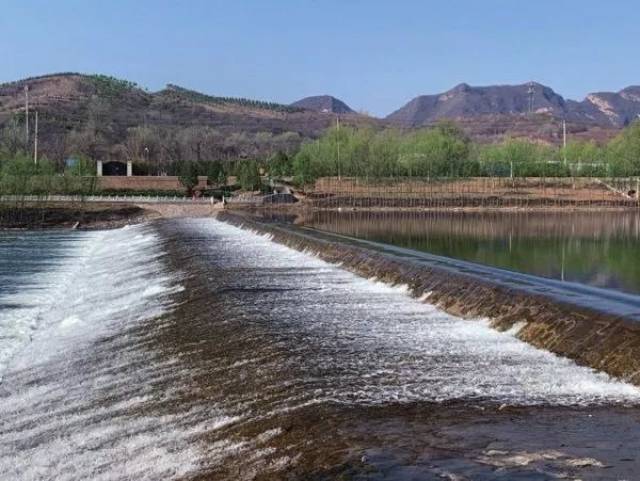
[290, 121, 640, 183]
[1, 116, 640, 197]
[0, 153, 97, 196]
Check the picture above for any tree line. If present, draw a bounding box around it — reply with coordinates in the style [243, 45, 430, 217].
[2, 114, 640, 196]
[289, 121, 640, 184]
[165, 85, 304, 113]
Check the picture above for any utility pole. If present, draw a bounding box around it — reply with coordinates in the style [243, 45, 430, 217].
[24, 85, 29, 145]
[336, 116, 341, 180]
[527, 82, 535, 114]
[562, 119, 567, 165]
[34, 111, 39, 164]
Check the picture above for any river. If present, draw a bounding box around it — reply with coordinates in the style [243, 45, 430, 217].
[302, 210, 640, 296]
[2, 218, 640, 480]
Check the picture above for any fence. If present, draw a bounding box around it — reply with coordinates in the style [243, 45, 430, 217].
[307, 177, 640, 209]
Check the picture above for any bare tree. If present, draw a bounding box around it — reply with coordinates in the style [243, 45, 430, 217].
[0, 116, 26, 155]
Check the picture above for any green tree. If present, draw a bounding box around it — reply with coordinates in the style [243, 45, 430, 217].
[476, 139, 565, 177]
[201, 160, 227, 185]
[368, 130, 401, 178]
[237, 160, 262, 191]
[398, 126, 470, 177]
[292, 149, 315, 185]
[0, 154, 57, 196]
[268, 151, 293, 177]
[606, 121, 640, 176]
[564, 140, 606, 176]
[178, 161, 199, 195]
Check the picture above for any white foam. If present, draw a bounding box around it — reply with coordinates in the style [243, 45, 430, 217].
[0, 232, 97, 380]
[3, 218, 639, 480]
[0, 225, 235, 481]
[189, 219, 640, 406]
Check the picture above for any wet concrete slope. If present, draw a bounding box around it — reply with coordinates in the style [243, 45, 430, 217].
[220, 212, 640, 385]
[4, 218, 640, 480]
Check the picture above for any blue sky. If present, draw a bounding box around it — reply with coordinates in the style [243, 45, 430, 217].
[1, 0, 638, 116]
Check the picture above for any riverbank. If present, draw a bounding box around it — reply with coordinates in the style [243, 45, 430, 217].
[304, 176, 640, 210]
[0, 199, 226, 229]
[297, 204, 640, 213]
[0, 202, 159, 230]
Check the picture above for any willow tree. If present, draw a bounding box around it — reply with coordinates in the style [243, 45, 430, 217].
[398, 123, 470, 178]
[607, 122, 640, 176]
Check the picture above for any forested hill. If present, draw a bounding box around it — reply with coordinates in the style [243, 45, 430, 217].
[0, 73, 372, 164]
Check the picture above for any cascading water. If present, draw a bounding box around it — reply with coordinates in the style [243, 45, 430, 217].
[0, 226, 234, 481]
[3, 218, 640, 480]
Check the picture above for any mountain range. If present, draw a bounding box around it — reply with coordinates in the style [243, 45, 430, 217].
[386, 82, 640, 128]
[0, 73, 637, 162]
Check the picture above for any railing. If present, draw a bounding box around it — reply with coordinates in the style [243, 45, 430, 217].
[308, 176, 640, 209]
[0, 194, 219, 204]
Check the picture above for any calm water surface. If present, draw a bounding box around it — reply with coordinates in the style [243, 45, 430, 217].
[302, 210, 640, 296]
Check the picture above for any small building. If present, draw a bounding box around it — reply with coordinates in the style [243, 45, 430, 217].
[97, 160, 132, 177]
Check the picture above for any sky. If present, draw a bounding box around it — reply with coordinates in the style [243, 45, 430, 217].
[1, 0, 639, 117]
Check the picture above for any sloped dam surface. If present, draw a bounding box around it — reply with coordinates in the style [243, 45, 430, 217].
[2, 215, 640, 480]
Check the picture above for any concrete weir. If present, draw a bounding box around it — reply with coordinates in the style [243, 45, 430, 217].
[218, 212, 640, 386]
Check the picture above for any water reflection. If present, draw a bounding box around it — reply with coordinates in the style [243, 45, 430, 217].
[301, 210, 640, 295]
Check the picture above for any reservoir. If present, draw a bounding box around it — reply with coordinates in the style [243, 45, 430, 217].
[303, 210, 640, 296]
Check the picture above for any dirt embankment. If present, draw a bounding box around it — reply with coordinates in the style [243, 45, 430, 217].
[0, 203, 159, 230]
[219, 211, 640, 387]
[0, 200, 224, 229]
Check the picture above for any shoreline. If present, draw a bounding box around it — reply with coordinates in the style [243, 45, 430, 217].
[0, 200, 224, 230]
[0, 202, 161, 230]
[293, 204, 640, 213]
[2, 199, 638, 231]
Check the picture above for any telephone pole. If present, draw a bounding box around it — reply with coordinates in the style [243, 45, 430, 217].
[24, 85, 29, 145]
[34, 111, 39, 164]
[336, 116, 341, 180]
[562, 119, 567, 165]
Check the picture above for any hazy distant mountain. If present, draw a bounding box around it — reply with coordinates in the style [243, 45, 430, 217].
[387, 82, 640, 128]
[291, 95, 355, 114]
[575, 86, 640, 126]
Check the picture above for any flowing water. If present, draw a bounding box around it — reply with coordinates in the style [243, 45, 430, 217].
[302, 210, 640, 296]
[2, 219, 640, 480]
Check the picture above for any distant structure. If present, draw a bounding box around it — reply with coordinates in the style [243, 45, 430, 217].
[527, 82, 535, 114]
